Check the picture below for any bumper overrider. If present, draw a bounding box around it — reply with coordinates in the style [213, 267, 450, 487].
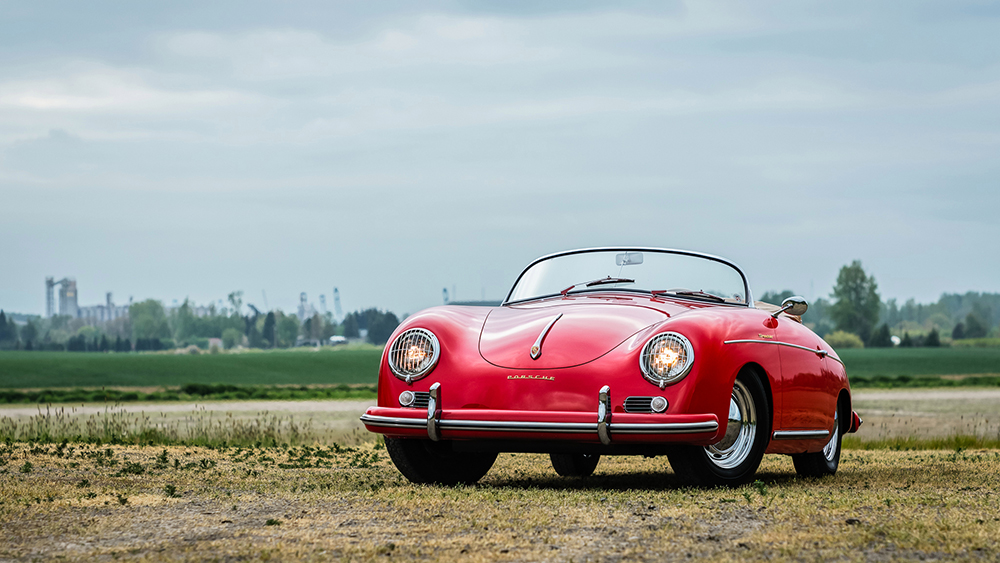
[360, 383, 720, 445]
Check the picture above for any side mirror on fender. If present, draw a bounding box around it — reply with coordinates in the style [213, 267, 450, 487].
[773, 296, 808, 318]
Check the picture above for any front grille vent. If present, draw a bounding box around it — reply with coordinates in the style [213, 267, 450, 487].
[404, 392, 431, 409]
[624, 396, 655, 413]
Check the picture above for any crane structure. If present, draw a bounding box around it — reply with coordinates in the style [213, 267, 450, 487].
[333, 288, 343, 322]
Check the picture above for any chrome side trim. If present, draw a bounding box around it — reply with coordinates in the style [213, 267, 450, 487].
[360, 414, 427, 429]
[772, 430, 831, 440]
[361, 414, 718, 435]
[613, 421, 719, 434]
[723, 339, 844, 365]
[530, 313, 563, 360]
[441, 420, 597, 433]
[427, 382, 442, 441]
[597, 385, 612, 445]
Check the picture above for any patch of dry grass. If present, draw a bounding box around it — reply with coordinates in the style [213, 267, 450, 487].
[1, 441, 999, 562]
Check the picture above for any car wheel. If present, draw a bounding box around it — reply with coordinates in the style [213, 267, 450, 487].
[385, 437, 497, 485]
[791, 401, 842, 477]
[549, 453, 600, 477]
[667, 369, 770, 487]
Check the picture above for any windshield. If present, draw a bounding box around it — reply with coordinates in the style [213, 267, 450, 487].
[506, 249, 749, 305]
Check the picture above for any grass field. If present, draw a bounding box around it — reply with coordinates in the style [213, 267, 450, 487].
[1, 442, 998, 562]
[0, 347, 383, 389]
[838, 347, 1000, 378]
[1, 346, 999, 393]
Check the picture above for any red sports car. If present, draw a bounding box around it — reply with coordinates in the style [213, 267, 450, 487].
[361, 247, 862, 486]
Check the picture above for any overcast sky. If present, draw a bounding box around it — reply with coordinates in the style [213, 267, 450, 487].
[2, 0, 998, 317]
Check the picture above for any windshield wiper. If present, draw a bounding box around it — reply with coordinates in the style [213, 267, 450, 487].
[560, 277, 636, 295]
[652, 289, 726, 303]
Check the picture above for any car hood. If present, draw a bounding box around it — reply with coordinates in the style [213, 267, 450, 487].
[479, 300, 671, 369]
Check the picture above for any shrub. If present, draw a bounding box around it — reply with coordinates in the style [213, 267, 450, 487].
[221, 328, 243, 350]
[825, 330, 865, 349]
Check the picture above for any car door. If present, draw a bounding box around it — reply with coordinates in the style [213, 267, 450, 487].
[775, 317, 836, 432]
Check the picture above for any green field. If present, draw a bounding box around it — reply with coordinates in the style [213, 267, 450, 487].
[0, 346, 998, 392]
[838, 347, 1000, 378]
[0, 348, 383, 389]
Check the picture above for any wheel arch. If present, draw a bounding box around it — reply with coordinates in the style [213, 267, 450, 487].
[837, 389, 852, 434]
[740, 361, 774, 434]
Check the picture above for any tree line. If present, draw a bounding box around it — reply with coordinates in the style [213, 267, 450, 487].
[760, 261, 999, 349]
[0, 293, 401, 352]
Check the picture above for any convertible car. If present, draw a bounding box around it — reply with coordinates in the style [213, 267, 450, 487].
[361, 247, 862, 487]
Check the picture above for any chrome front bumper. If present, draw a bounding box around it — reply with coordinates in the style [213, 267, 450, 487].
[360, 382, 719, 445]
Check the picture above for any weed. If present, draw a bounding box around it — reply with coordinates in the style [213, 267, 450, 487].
[77, 479, 90, 488]
[265, 519, 281, 526]
[154, 449, 169, 469]
[20, 461, 32, 473]
[116, 462, 145, 476]
[163, 484, 180, 498]
[116, 493, 128, 505]
[753, 480, 768, 498]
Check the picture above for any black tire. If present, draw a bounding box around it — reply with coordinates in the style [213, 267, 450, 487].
[549, 453, 600, 477]
[384, 437, 497, 485]
[667, 369, 771, 487]
[792, 399, 843, 478]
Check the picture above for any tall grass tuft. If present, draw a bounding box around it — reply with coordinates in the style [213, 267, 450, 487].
[0, 404, 318, 447]
[844, 434, 1000, 451]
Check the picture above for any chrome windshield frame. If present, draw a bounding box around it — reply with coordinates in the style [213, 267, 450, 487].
[502, 247, 755, 308]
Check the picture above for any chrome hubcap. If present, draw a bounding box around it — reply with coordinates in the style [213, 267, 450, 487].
[823, 410, 839, 462]
[705, 380, 756, 469]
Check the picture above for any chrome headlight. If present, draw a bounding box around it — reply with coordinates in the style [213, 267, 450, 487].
[640, 332, 694, 388]
[387, 328, 440, 383]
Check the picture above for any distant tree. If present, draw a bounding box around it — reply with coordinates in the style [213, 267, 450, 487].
[227, 291, 244, 317]
[829, 261, 881, 345]
[0, 311, 18, 344]
[99, 334, 109, 352]
[758, 290, 796, 306]
[802, 297, 835, 337]
[367, 311, 401, 345]
[20, 320, 38, 345]
[261, 311, 275, 347]
[262, 312, 276, 347]
[824, 330, 864, 349]
[343, 314, 360, 338]
[221, 327, 243, 349]
[869, 324, 892, 348]
[25, 340, 33, 351]
[247, 323, 263, 348]
[171, 299, 197, 342]
[276, 315, 299, 347]
[965, 313, 988, 339]
[130, 300, 171, 341]
[924, 328, 941, 347]
[951, 322, 966, 340]
[900, 332, 914, 347]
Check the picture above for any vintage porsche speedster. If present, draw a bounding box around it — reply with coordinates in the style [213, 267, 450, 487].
[361, 247, 862, 486]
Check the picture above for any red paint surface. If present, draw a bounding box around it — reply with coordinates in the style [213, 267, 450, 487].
[365, 291, 852, 455]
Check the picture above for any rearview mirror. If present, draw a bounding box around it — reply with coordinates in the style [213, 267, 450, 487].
[777, 296, 808, 317]
[615, 252, 643, 266]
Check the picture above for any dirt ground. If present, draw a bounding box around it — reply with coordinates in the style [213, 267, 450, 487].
[1, 441, 999, 562]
